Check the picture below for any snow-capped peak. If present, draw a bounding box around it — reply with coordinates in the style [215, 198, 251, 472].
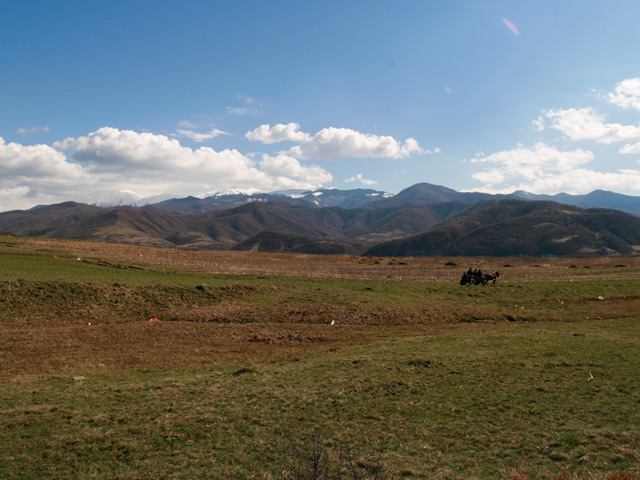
[198, 188, 264, 199]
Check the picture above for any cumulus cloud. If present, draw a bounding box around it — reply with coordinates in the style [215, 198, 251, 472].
[246, 123, 310, 144]
[0, 137, 81, 178]
[544, 107, 640, 144]
[468, 77, 640, 196]
[0, 128, 333, 211]
[0, 137, 92, 209]
[287, 127, 423, 160]
[54, 127, 331, 191]
[469, 142, 599, 193]
[620, 141, 640, 154]
[607, 77, 640, 111]
[478, 168, 640, 196]
[470, 141, 640, 195]
[247, 123, 424, 160]
[259, 154, 332, 187]
[345, 173, 378, 186]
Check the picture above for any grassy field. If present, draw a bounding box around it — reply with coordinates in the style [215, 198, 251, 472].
[0, 235, 638, 479]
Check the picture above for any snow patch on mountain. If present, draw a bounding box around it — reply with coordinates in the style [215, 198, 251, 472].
[198, 188, 264, 199]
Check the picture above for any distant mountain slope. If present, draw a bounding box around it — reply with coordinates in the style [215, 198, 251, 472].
[286, 188, 392, 208]
[151, 188, 392, 214]
[40, 207, 196, 248]
[152, 193, 292, 214]
[0, 200, 463, 251]
[2, 185, 640, 257]
[232, 231, 369, 255]
[195, 201, 330, 246]
[512, 189, 640, 217]
[8, 182, 640, 218]
[369, 183, 495, 208]
[0, 202, 105, 236]
[364, 200, 640, 257]
[367, 183, 640, 219]
[189, 201, 463, 247]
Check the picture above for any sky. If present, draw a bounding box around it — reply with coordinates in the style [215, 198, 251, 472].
[2, 0, 640, 211]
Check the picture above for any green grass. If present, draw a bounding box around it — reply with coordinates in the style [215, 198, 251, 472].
[0, 237, 639, 478]
[1, 320, 638, 479]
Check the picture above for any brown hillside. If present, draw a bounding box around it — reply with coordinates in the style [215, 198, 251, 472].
[232, 230, 370, 255]
[365, 200, 640, 257]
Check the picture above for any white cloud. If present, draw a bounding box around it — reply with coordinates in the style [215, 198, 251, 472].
[620, 141, 640, 154]
[0, 128, 334, 211]
[471, 142, 592, 173]
[259, 154, 332, 187]
[544, 107, 640, 144]
[227, 95, 260, 115]
[227, 106, 260, 116]
[0, 186, 31, 201]
[467, 77, 640, 196]
[246, 123, 310, 144]
[470, 142, 640, 195]
[470, 142, 600, 193]
[176, 128, 228, 142]
[54, 127, 329, 192]
[345, 173, 378, 186]
[0, 137, 84, 179]
[607, 77, 640, 111]
[0, 137, 92, 209]
[17, 125, 49, 135]
[237, 94, 255, 104]
[247, 123, 424, 160]
[531, 116, 545, 132]
[481, 169, 640, 196]
[286, 127, 423, 160]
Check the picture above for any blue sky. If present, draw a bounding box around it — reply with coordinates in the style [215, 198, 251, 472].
[2, 0, 640, 210]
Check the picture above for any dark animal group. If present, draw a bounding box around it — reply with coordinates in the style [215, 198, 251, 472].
[460, 270, 500, 286]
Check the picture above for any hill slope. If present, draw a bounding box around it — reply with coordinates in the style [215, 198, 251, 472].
[0, 202, 105, 237]
[364, 200, 640, 257]
[2, 192, 640, 257]
[232, 230, 370, 255]
[0, 200, 463, 251]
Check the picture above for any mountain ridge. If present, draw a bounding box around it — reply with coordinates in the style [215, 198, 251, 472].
[2, 183, 640, 257]
[364, 199, 640, 257]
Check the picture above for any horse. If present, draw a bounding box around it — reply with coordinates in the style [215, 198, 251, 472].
[483, 271, 500, 286]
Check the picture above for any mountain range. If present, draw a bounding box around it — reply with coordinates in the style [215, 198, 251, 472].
[2, 183, 640, 257]
[68, 183, 640, 217]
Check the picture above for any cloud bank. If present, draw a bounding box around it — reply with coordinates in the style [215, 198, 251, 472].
[1, 127, 333, 210]
[470, 77, 640, 195]
[544, 107, 640, 144]
[1, 121, 428, 210]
